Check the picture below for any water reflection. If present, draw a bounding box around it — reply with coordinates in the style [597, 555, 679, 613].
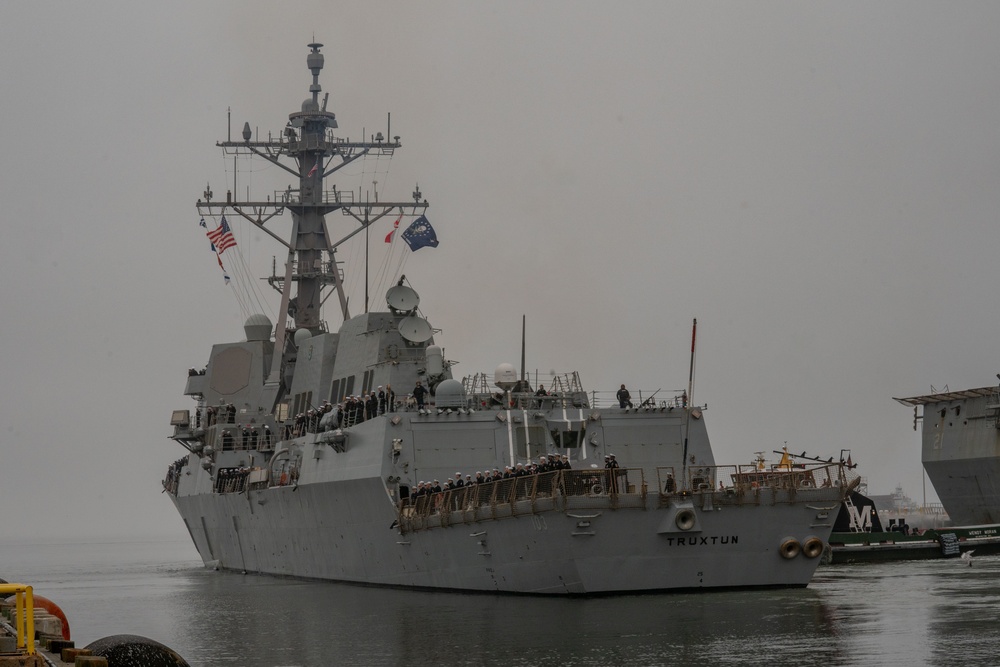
[173, 570, 848, 666]
[5, 539, 1000, 667]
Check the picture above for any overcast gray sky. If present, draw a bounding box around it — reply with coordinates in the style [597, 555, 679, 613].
[2, 1, 998, 541]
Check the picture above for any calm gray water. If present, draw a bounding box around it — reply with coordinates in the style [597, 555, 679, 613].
[2, 536, 999, 666]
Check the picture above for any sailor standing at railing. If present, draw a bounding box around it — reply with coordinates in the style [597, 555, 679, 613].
[617, 384, 633, 409]
[413, 381, 427, 410]
[606, 454, 621, 492]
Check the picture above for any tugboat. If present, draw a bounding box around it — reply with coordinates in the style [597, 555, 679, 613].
[824, 384, 1000, 563]
[162, 43, 847, 594]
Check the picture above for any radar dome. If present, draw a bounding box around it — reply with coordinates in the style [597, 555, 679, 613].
[494, 363, 518, 391]
[244, 314, 272, 342]
[425, 345, 444, 376]
[293, 328, 312, 347]
[435, 379, 467, 408]
[302, 98, 320, 113]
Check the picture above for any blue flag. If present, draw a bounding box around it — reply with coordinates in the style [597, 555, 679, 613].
[401, 215, 439, 251]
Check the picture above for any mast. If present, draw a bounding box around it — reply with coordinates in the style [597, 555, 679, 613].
[682, 318, 697, 488]
[687, 318, 697, 407]
[196, 43, 429, 336]
[520, 315, 526, 382]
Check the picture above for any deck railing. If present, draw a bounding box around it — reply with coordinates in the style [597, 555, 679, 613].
[397, 468, 647, 533]
[655, 462, 851, 507]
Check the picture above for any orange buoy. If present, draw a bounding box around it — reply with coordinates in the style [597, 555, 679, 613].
[31, 595, 71, 641]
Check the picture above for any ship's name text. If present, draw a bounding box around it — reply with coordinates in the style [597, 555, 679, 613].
[967, 528, 998, 537]
[663, 535, 739, 546]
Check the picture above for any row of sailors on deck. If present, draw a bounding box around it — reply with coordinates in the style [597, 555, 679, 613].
[209, 387, 396, 450]
[218, 425, 274, 451]
[214, 466, 251, 493]
[197, 403, 236, 429]
[289, 386, 397, 437]
[162, 457, 188, 493]
[408, 455, 573, 502]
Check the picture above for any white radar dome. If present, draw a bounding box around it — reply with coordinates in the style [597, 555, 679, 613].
[244, 314, 273, 342]
[293, 328, 313, 347]
[435, 379, 467, 408]
[494, 363, 518, 391]
[425, 345, 444, 376]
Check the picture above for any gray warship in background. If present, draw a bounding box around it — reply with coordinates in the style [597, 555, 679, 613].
[896, 383, 1000, 525]
[163, 43, 848, 594]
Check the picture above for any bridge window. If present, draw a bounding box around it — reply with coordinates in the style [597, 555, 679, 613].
[515, 426, 550, 459]
[550, 427, 585, 448]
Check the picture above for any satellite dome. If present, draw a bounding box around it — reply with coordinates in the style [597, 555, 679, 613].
[293, 328, 312, 347]
[435, 379, 467, 408]
[244, 314, 272, 342]
[494, 363, 517, 391]
[302, 98, 320, 112]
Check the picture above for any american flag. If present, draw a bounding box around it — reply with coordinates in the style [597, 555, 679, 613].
[206, 216, 237, 254]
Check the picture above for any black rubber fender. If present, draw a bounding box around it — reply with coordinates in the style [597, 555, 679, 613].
[85, 634, 190, 667]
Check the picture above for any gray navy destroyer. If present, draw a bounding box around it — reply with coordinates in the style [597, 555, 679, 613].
[896, 383, 1000, 525]
[162, 44, 849, 594]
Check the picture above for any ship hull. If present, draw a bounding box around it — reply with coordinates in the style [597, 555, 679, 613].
[171, 480, 839, 594]
[897, 387, 1000, 526]
[168, 44, 844, 597]
[829, 525, 1000, 564]
[923, 456, 1000, 525]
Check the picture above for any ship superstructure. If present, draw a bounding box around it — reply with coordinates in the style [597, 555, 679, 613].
[162, 44, 848, 594]
[895, 385, 1000, 525]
